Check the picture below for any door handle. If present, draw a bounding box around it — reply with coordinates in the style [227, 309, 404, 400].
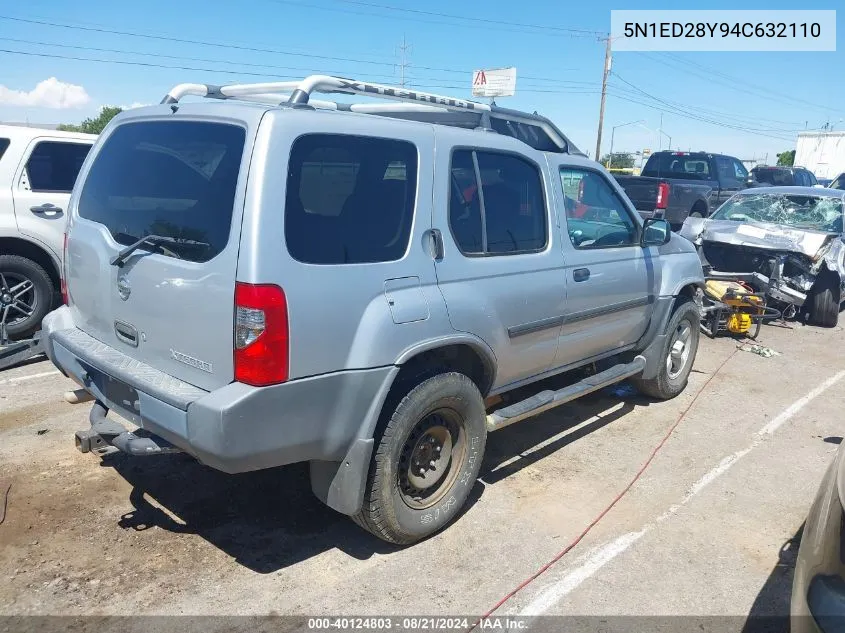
[30, 203, 63, 215]
[573, 268, 590, 282]
[429, 229, 444, 261]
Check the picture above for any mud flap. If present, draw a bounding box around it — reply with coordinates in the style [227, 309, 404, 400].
[310, 438, 375, 515]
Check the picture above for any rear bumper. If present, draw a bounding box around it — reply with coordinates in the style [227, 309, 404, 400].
[43, 306, 396, 474]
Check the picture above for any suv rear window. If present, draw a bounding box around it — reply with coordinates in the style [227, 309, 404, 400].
[753, 168, 793, 186]
[285, 134, 418, 264]
[642, 154, 711, 180]
[78, 121, 246, 263]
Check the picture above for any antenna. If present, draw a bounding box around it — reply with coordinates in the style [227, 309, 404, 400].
[395, 35, 412, 88]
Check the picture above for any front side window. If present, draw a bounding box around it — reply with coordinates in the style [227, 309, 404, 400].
[0, 138, 10, 163]
[715, 156, 736, 182]
[732, 159, 749, 180]
[560, 168, 638, 249]
[448, 149, 547, 256]
[25, 141, 91, 193]
[285, 134, 417, 265]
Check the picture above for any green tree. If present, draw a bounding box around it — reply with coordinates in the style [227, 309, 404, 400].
[600, 152, 635, 169]
[776, 150, 795, 166]
[58, 106, 123, 134]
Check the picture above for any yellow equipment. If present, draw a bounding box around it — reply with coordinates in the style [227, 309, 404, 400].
[701, 279, 767, 338]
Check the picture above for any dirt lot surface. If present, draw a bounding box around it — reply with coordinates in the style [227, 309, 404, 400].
[1, 320, 844, 628]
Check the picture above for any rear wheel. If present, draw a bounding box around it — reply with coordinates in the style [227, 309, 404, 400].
[353, 372, 487, 544]
[807, 274, 839, 328]
[688, 202, 707, 219]
[0, 255, 53, 339]
[631, 299, 700, 400]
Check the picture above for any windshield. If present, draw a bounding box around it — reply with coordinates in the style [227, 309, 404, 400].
[711, 193, 844, 233]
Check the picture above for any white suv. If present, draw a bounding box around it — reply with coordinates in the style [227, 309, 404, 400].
[0, 124, 96, 337]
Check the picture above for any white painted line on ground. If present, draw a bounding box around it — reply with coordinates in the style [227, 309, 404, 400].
[516, 369, 845, 618]
[0, 370, 60, 385]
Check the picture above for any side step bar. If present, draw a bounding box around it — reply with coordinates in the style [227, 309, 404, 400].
[485, 355, 646, 432]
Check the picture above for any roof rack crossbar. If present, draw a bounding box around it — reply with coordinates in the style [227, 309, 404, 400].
[160, 75, 579, 154]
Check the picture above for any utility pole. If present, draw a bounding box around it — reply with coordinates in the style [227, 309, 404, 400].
[659, 112, 663, 151]
[396, 35, 412, 88]
[594, 35, 612, 162]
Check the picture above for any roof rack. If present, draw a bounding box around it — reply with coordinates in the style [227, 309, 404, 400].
[160, 75, 582, 155]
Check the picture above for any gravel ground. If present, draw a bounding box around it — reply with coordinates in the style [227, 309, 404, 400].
[1, 319, 843, 630]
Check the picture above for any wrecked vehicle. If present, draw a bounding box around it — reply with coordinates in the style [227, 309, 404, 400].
[680, 186, 845, 327]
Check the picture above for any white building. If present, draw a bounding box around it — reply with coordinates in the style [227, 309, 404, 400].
[795, 131, 845, 180]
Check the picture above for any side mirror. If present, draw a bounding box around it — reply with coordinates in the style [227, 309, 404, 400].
[642, 218, 672, 246]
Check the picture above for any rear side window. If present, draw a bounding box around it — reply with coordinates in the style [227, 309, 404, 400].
[78, 121, 245, 263]
[0, 138, 9, 162]
[25, 141, 91, 193]
[285, 134, 418, 265]
[449, 149, 547, 255]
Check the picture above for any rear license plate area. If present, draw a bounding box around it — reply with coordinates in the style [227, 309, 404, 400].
[80, 362, 141, 419]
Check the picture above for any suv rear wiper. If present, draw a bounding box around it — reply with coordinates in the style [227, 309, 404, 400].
[109, 234, 210, 267]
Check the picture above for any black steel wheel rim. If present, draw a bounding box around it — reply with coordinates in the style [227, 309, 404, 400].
[397, 408, 467, 510]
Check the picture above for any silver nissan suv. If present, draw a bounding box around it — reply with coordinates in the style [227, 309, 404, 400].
[42, 75, 704, 544]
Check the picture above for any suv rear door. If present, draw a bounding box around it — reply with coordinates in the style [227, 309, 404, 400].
[66, 113, 256, 391]
[433, 140, 566, 389]
[12, 137, 92, 259]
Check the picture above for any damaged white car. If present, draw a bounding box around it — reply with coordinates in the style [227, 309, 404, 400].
[680, 186, 845, 327]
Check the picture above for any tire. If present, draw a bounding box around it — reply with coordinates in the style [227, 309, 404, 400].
[688, 203, 707, 219]
[352, 372, 487, 544]
[807, 275, 839, 328]
[631, 298, 700, 400]
[0, 255, 54, 339]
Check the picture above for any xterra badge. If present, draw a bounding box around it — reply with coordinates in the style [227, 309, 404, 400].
[170, 349, 213, 373]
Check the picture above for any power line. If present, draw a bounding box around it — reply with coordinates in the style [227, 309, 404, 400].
[611, 71, 792, 133]
[0, 46, 604, 97]
[608, 77, 804, 133]
[265, 0, 603, 39]
[0, 37, 599, 91]
[651, 52, 843, 116]
[606, 83, 795, 143]
[330, 0, 604, 35]
[634, 52, 839, 118]
[0, 14, 584, 81]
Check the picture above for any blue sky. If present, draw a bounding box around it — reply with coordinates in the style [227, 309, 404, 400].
[0, 0, 842, 161]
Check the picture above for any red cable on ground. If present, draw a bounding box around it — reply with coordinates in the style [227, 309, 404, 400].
[468, 348, 738, 630]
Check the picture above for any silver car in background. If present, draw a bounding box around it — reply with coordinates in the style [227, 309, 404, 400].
[792, 440, 845, 632]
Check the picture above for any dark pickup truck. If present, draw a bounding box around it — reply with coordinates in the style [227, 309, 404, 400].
[614, 151, 753, 228]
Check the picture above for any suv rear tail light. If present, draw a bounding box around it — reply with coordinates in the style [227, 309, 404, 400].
[234, 282, 288, 386]
[656, 182, 670, 210]
[60, 232, 70, 305]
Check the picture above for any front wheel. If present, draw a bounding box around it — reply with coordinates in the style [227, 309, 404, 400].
[631, 299, 700, 400]
[353, 372, 487, 544]
[807, 275, 840, 328]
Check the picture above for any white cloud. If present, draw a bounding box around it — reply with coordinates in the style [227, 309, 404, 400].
[0, 77, 90, 109]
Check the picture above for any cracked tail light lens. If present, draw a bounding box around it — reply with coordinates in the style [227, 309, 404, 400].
[234, 282, 288, 386]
